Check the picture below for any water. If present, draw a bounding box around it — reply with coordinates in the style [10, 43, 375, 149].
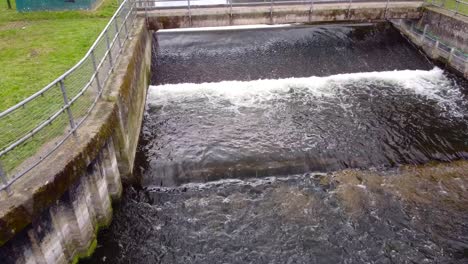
[86, 163, 468, 263]
[153, 23, 431, 84]
[141, 68, 468, 187]
[83, 24, 468, 263]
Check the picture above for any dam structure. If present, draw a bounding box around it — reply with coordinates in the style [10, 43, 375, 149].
[1, 0, 468, 263]
[84, 23, 468, 263]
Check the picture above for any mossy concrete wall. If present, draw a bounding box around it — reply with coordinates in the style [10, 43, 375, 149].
[0, 18, 151, 263]
[418, 7, 468, 53]
[393, 8, 468, 78]
[145, 2, 423, 29]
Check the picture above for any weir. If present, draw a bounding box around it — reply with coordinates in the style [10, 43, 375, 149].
[86, 23, 468, 263]
[1, 2, 468, 264]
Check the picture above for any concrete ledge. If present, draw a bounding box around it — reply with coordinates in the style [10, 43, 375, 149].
[145, 1, 424, 29]
[0, 18, 151, 263]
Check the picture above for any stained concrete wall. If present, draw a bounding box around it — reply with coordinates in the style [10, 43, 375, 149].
[145, 2, 423, 29]
[0, 18, 151, 263]
[417, 7, 468, 53]
[0, 140, 119, 263]
[393, 8, 468, 78]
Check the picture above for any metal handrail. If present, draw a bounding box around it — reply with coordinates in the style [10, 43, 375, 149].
[0, 2, 131, 119]
[395, 19, 468, 73]
[0, 0, 137, 192]
[427, 0, 468, 17]
[137, 0, 421, 10]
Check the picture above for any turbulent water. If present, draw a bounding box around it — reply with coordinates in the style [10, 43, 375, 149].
[141, 68, 468, 187]
[84, 24, 468, 263]
[85, 163, 468, 264]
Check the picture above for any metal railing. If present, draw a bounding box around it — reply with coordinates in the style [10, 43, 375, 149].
[0, 0, 137, 193]
[395, 19, 468, 73]
[427, 0, 468, 16]
[135, 0, 413, 9]
[135, 0, 413, 26]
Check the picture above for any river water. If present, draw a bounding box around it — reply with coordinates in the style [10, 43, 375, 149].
[83, 23, 468, 263]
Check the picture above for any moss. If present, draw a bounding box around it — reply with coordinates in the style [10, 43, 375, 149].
[74, 199, 114, 264]
[71, 238, 98, 264]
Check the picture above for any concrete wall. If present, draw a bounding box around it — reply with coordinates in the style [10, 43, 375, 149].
[418, 7, 468, 53]
[145, 2, 423, 29]
[0, 140, 119, 263]
[393, 8, 468, 78]
[0, 19, 151, 263]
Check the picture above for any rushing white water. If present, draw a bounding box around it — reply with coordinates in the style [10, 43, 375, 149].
[140, 68, 468, 187]
[148, 68, 466, 118]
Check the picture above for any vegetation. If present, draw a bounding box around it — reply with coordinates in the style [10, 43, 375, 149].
[0, 0, 119, 111]
[0, 0, 121, 176]
[428, 0, 468, 15]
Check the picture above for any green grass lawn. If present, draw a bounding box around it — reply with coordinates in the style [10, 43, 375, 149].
[0, 0, 119, 112]
[0, 0, 122, 177]
[428, 0, 468, 15]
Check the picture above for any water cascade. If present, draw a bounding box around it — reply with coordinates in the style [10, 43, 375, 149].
[83, 23, 468, 264]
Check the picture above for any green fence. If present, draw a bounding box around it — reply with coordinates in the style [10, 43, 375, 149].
[16, 0, 100, 12]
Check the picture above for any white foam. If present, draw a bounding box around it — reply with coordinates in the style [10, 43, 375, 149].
[146, 174, 314, 191]
[148, 68, 465, 117]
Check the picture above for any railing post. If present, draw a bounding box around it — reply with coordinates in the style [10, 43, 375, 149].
[0, 162, 12, 196]
[347, 0, 352, 19]
[433, 40, 439, 57]
[454, 0, 460, 14]
[114, 19, 123, 53]
[448, 48, 455, 63]
[59, 80, 77, 137]
[188, 0, 192, 27]
[384, 0, 389, 19]
[105, 29, 114, 71]
[270, 0, 273, 24]
[229, 0, 233, 25]
[421, 24, 428, 43]
[132, 0, 137, 29]
[123, 14, 130, 40]
[144, 1, 149, 27]
[309, 0, 314, 23]
[91, 50, 103, 95]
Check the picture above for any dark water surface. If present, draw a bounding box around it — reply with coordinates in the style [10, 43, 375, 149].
[83, 24, 468, 263]
[84, 162, 468, 264]
[152, 23, 432, 85]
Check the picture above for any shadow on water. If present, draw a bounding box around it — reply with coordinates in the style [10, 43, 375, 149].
[82, 23, 468, 263]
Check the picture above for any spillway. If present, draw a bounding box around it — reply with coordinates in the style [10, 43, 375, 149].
[83, 23, 468, 264]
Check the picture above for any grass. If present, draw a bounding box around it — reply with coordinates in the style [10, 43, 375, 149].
[0, 0, 120, 112]
[427, 0, 468, 16]
[0, 0, 122, 177]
